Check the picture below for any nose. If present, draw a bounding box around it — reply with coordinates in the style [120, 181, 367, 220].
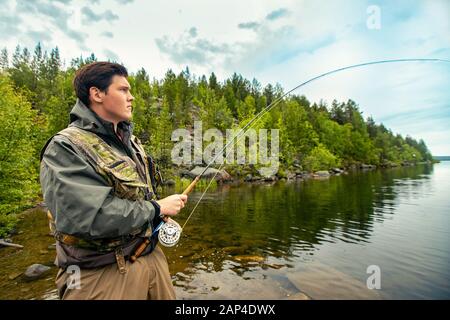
[128, 92, 134, 101]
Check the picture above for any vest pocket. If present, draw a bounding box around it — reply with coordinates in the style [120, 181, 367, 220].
[103, 160, 148, 200]
[105, 160, 142, 182]
[109, 159, 127, 169]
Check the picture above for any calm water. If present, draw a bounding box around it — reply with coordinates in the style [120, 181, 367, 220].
[1, 163, 449, 299]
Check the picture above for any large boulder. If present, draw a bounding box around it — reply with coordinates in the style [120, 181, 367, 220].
[163, 179, 176, 186]
[24, 264, 51, 281]
[331, 168, 344, 174]
[314, 170, 330, 177]
[188, 166, 232, 182]
[179, 169, 195, 178]
[360, 164, 376, 170]
[287, 172, 297, 180]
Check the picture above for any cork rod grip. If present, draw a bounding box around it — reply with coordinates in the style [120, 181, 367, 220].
[182, 176, 200, 195]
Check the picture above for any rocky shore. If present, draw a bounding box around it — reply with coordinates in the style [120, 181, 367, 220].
[165, 161, 427, 185]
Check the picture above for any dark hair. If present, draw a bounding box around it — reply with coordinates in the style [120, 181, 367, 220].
[73, 62, 128, 107]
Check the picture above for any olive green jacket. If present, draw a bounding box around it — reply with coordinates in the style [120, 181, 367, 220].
[40, 100, 158, 240]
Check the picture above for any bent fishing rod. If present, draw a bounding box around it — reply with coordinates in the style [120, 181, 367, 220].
[130, 58, 450, 261]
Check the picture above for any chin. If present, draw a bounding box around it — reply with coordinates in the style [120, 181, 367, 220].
[125, 113, 133, 121]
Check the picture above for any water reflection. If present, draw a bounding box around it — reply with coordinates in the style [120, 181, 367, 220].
[175, 164, 433, 252]
[165, 163, 449, 299]
[1, 163, 448, 299]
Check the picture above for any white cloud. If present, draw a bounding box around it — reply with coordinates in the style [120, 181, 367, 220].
[1, 0, 449, 153]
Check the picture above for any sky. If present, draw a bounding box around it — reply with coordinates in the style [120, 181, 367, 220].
[1, 0, 449, 155]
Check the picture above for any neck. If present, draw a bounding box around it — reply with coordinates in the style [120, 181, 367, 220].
[90, 104, 119, 132]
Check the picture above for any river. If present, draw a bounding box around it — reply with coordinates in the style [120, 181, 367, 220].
[0, 162, 449, 299]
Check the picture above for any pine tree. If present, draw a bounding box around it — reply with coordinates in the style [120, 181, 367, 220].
[0, 48, 8, 72]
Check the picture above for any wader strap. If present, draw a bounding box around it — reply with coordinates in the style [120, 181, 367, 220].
[115, 247, 127, 274]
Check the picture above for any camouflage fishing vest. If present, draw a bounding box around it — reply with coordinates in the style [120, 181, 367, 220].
[47, 126, 160, 253]
[58, 126, 154, 201]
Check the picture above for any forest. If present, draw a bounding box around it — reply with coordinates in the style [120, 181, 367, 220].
[0, 43, 433, 236]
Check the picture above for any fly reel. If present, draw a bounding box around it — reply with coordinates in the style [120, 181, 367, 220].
[157, 219, 182, 247]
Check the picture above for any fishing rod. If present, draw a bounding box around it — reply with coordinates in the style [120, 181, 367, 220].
[130, 58, 450, 261]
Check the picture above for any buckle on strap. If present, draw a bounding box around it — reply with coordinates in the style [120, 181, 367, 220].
[115, 247, 127, 274]
[55, 232, 79, 246]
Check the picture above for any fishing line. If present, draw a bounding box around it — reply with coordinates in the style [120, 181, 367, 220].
[181, 58, 450, 230]
[131, 58, 450, 256]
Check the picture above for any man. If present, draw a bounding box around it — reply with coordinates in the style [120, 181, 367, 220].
[40, 61, 187, 300]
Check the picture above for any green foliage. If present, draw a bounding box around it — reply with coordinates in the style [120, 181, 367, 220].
[149, 100, 173, 167]
[237, 95, 256, 124]
[171, 176, 217, 192]
[0, 214, 18, 238]
[303, 144, 341, 172]
[280, 100, 319, 163]
[195, 87, 233, 131]
[0, 43, 435, 236]
[0, 75, 40, 235]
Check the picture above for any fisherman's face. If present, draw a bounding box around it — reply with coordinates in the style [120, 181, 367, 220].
[101, 75, 134, 123]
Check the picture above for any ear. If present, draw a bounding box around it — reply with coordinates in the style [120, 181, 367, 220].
[89, 87, 104, 104]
